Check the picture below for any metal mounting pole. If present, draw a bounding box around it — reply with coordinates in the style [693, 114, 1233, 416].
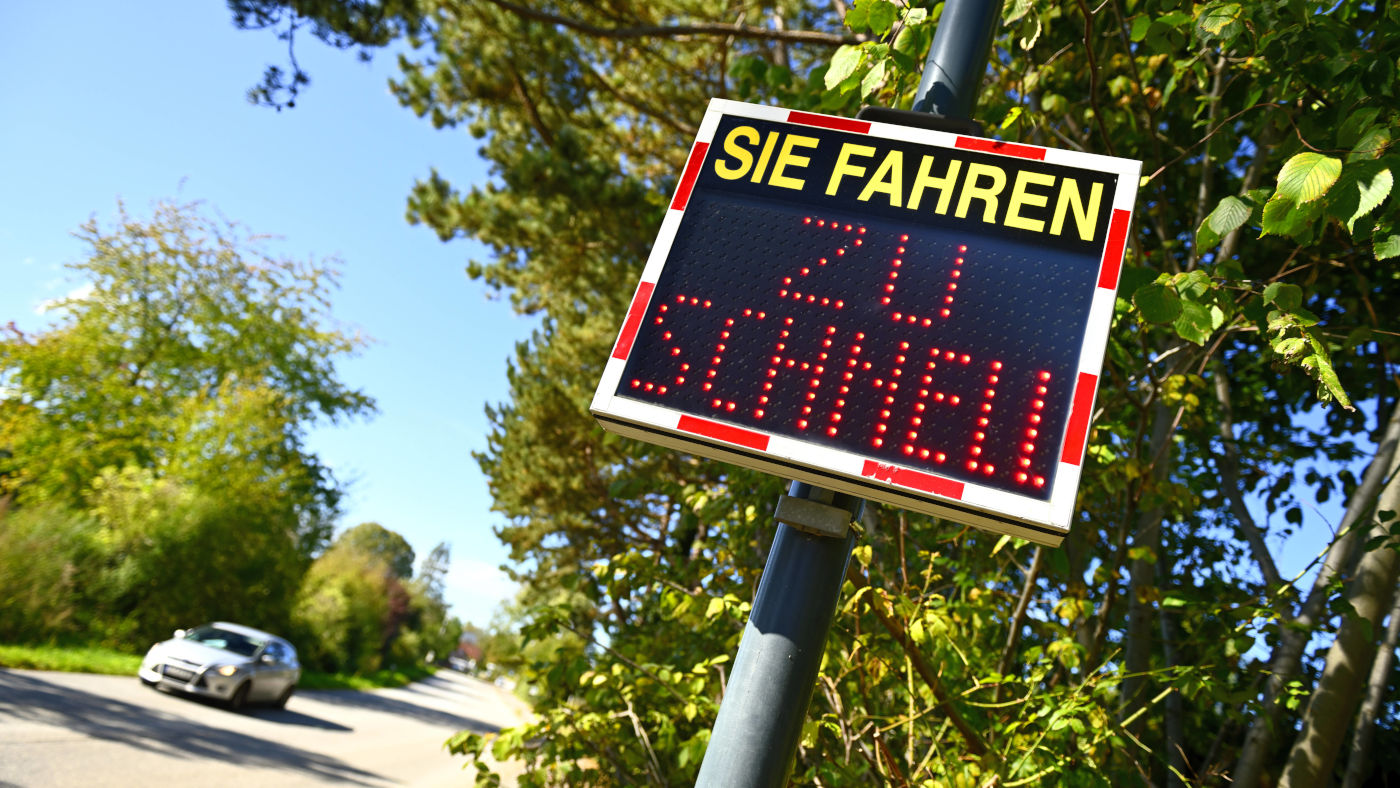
[694, 3, 1000, 784]
[694, 483, 863, 788]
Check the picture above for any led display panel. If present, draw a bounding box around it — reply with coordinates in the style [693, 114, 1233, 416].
[591, 99, 1141, 545]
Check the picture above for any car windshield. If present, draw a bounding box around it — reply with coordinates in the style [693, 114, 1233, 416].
[183, 625, 267, 657]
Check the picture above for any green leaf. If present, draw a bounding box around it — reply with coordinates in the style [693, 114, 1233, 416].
[843, 3, 868, 32]
[866, 0, 898, 36]
[1327, 161, 1394, 234]
[1338, 108, 1383, 147]
[1276, 152, 1343, 204]
[1130, 15, 1151, 41]
[705, 596, 725, 620]
[1200, 196, 1251, 249]
[860, 60, 887, 99]
[1263, 282, 1303, 312]
[1134, 283, 1182, 323]
[1272, 336, 1307, 357]
[1195, 3, 1243, 41]
[1004, 0, 1032, 24]
[1304, 328, 1354, 410]
[1375, 234, 1400, 261]
[825, 45, 863, 90]
[1173, 301, 1213, 345]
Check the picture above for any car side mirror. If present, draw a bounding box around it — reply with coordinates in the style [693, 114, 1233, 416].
[173, 629, 186, 639]
[260, 653, 276, 664]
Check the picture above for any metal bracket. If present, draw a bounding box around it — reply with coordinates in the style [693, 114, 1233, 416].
[774, 491, 857, 539]
[856, 106, 983, 137]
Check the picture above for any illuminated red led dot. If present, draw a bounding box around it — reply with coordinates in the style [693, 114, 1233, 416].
[792, 292, 802, 300]
[945, 296, 954, 304]
[1037, 385, 1049, 395]
[703, 383, 713, 391]
[1039, 371, 1052, 381]
[757, 312, 766, 319]
[711, 399, 721, 407]
[804, 217, 812, 224]
[1034, 476, 1046, 488]
[982, 403, 993, 413]
[978, 417, 989, 426]
[759, 395, 769, 404]
[907, 431, 918, 440]
[817, 219, 826, 226]
[865, 363, 874, 370]
[985, 389, 996, 398]
[1020, 458, 1032, 468]
[897, 246, 906, 254]
[967, 460, 979, 471]
[971, 446, 982, 456]
[821, 298, 830, 305]
[919, 449, 931, 459]
[801, 268, 810, 276]
[827, 326, 837, 334]
[663, 331, 672, 340]
[892, 259, 902, 268]
[974, 431, 985, 441]
[856, 333, 865, 340]
[881, 297, 892, 305]
[644, 383, 655, 391]
[1033, 400, 1045, 410]
[828, 427, 838, 436]
[991, 361, 1003, 371]
[754, 409, 765, 418]
[873, 438, 884, 447]
[658, 386, 668, 394]
[892, 313, 902, 322]
[631, 380, 641, 388]
[703, 300, 712, 308]
[935, 392, 945, 401]
[914, 403, 926, 412]
[922, 318, 933, 327]
[944, 351, 955, 360]
[958, 245, 967, 252]
[716, 343, 726, 352]
[912, 417, 923, 426]
[654, 317, 664, 325]
[961, 355, 971, 364]
[835, 300, 844, 309]
[951, 270, 962, 278]
[989, 375, 999, 384]
[797, 419, 808, 429]
[831, 413, 842, 422]
[906, 316, 917, 324]
[725, 318, 735, 326]
[885, 285, 896, 293]
[876, 424, 887, 433]
[675, 376, 685, 385]
[725, 402, 735, 411]
[1017, 472, 1029, 482]
[948, 283, 958, 292]
[935, 452, 946, 463]
[819, 258, 828, 265]
[836, 249, 845, 256]
[983, 465, 995, 475]
[680, 363, 690, 371]
[854, 240, 862, 247]
[744, 309, 753, 316]
[1023, 443, 1036, 453]
[1030, 414, 1042, 424]
[690, 297, 700, 305]
[844, 224, 853, 231]
[949, 395, 961, 405]
[858, 227, 866, 234]
[765, 370, 776, 378]
[903, 445, 915, 455]
[955, 257, 964, 265]
[1027, 429, 1038, 438]
[890, 271, 900, 279]
[900, 234, 910, 242]
[922, 375, 933, 384]
[808, 295, 817, 303]
[712, 356, 722, 364]
[783, 277, 792, 285]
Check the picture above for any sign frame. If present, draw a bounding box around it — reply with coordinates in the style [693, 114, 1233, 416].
[591, 99, 1140, 545]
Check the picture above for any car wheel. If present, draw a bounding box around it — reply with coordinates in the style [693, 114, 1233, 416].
[139, 676, 156, 688]
[227, 682, 251, 712]
[272, 685, 294, 709]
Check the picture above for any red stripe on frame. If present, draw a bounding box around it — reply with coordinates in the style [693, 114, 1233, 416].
[1060, 372, 1099, 466]
[611, 281, 655, 361]
[955, 136, 1047, 161]
[786, 111, 871, 135]
[861, 460, 965, 500]
[1096, 209, 1132, 291]
[677, 415, 771, 452]
[670, 142, 710, 211]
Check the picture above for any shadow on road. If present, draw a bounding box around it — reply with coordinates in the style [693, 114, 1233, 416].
[305, 674, 505, 734]
[0, 670, 383, 785]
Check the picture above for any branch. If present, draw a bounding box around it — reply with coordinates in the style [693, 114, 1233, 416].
[484, 0, 862, 46]
[1211, 368, 1286, 597]
[994, 547, 1043, 700]
[847, 565, 990, 756]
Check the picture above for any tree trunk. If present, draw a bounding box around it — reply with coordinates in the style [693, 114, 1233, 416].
[1278, 458, 1400, 787]
[1233, 403, 1400, 787]
[1121, 403, 1173, 743]
[1340, 580, 1400, 788]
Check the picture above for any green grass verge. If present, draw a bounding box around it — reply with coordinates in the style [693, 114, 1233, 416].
[0, 643, 436, 690]
[0, 643, 142, 675]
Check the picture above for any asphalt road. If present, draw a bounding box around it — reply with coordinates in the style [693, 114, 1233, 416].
[0, 667, 530, 787]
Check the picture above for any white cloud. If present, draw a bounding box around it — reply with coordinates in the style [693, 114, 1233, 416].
[35, 281, 93, 314]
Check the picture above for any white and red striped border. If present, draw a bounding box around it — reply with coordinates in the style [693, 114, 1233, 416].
[595, 99, 1141, 536]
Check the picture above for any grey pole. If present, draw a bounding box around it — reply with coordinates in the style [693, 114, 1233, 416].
[694, 483, 863, 787]
[693, 3, 1000, 784]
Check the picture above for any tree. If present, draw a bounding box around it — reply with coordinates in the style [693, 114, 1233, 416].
[0, 199, 374, 644]
[337, 521, 417, 579]
[234, 2, 1400, 785]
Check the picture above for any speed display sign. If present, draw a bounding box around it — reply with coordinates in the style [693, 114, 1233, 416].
[591, 99, 1140, 544]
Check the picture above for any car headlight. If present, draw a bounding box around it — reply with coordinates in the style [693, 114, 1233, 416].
[216, 665, 241, 677]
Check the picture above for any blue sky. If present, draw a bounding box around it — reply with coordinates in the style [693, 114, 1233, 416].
[0, 2, 535, 626]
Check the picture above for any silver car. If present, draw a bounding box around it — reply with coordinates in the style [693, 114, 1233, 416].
[138, 622, 300, 710]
